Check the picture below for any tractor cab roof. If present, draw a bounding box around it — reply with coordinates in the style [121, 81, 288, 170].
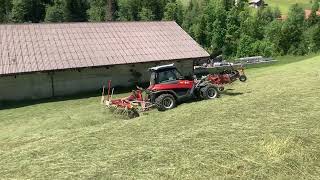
[149, 64, 176, 72]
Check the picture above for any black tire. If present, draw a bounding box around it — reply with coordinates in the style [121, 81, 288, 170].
[239, 75, 247, 82]
[218, 87, 225, 92]
[128, 109, 140, 119]
[200, 85, 220, 100]
[155, 94, 176, 111]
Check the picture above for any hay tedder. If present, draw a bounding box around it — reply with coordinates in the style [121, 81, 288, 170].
[101, 63, 247, 118]
[206, 67, 247, 91]
[101, 81, 152, 119]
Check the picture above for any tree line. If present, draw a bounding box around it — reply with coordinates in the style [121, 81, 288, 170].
[0, 0, 320, 58]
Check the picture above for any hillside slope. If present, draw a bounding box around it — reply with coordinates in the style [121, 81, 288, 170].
[266, 0, 311, 13]
[0, 56, 320, 179]
[181, 0, 312, 14]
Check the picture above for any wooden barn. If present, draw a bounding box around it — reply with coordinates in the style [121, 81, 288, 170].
[0, 21, 209, 101]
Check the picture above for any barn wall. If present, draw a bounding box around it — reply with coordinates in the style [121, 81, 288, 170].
[0, 73, 52, 101]
[53, 60, 194, 96]
[0, 60, 194, 101]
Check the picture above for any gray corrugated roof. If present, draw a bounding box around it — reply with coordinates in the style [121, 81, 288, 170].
[0, 21, 209, 76]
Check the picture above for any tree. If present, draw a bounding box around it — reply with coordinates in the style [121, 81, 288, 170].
[64, 0, 88, 22]
[145, 0, 167, 20]
[163, 1, 184, 25]
[195, 14, 207, 46]
[205, 0, 227, 53]
[117, 0, 128, 20]
[45, 0, 65, 22]
[118, 0, 139, 20]
[281, 4, 306, 55]
[236, 34, 255, 57]
[106, 0, 118, 21]
[138, 7, 155, 21]
[11, 0, 47, 23]
[11, 0, 30, 22]
[251, 40, 276, 57]
[249, 7, 276, 40]
[223, 6, 242, 57]
[182, 0, 198, 35]
[265, 20, 284, 55]
[87, 0, 106, 21]
[307, 0, 320, 26]
[302, 24, 320, 53]
[0, 0, 12, 23]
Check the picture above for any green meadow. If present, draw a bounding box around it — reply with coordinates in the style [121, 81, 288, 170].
[1, 55, 320, 179]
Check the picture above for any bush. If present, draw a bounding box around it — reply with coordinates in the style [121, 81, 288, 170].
[302, 25, 320, 53]
[252, 40, 277, 57]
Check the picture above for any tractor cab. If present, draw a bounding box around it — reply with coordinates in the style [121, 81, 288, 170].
[148, 64, 186, 85]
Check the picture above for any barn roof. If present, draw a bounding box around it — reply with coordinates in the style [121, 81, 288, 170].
[0, 21, 209, 76]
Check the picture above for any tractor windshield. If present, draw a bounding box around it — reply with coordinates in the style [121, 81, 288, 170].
[157, 69, 183, 84]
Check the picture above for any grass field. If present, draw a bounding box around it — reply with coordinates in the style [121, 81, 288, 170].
[266, 0, 312, 14]
[180, 0, 312, 14]
[1, 55, 320, 179]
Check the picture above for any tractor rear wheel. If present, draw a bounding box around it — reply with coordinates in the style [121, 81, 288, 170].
[201, 86, 219, 100]
[155, 94, 176, 111]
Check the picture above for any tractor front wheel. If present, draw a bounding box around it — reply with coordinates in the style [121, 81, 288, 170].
[201, 86, 219, 100]
[155, 94, 176, 111]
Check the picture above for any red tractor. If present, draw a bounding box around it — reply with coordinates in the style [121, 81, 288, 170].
[102, 64, 220, 115]
[103, 63, 248, 118]
[146, 64, 220, 111]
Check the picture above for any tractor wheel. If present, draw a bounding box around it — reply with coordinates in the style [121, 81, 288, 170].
[155, 94, 176, 111]
[128, 109, 140, 119]
[201, 86, 219, 100]
[239, 75, 247, 82]
[218, 87, 225, 92]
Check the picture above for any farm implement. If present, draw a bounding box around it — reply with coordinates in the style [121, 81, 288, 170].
[102, 63, 247, 118]
[101, 81, 152, 119]
[206, 67, 247, 91]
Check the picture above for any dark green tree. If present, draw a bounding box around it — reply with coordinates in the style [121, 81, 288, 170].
[106, 0, 118, 21]
[163, 1, 184, 25]
[206, 0, 227, 53]
[0, 0, 12, 23]
[236, 34, 255, 57]
[223, 6, 241, 57]
[251, 40, 276, 57]
[45, 0, 65, 22]
[307, 0, 320, 26]
[195, 14, 207, 46]
[11, 0, 47, 23]
[281, 4, 306, 55]
[138, 7, 155, 21]
[11, 0, 30, 22]
[264, 20, 284, 55]
[87, 0, 106, 21]
[64, 0, 88, 22]
[302, 24, 320, 53]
